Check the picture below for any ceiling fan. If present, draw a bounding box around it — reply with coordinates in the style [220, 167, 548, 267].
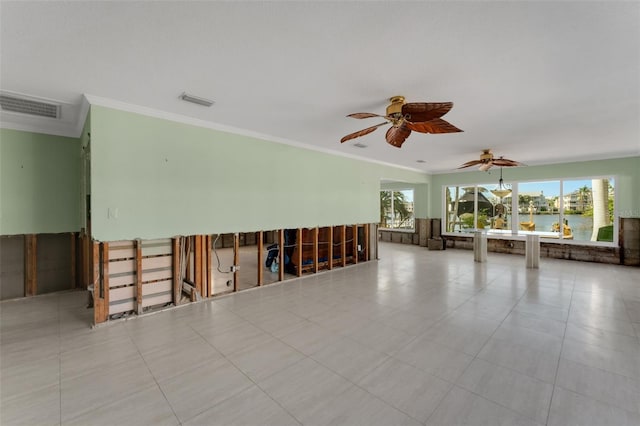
[340, 96, 463, 148]
[458, 149, 523, 171]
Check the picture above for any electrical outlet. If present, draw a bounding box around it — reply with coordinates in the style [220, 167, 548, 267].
[357, 244, 362, 251]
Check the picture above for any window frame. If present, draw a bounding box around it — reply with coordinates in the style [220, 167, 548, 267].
[379, 188, 416, 232]
[441, 175, 618, 247]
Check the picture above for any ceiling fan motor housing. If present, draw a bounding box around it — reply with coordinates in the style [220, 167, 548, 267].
[386, 96, 406, 117]
[480, 149, 493, 161]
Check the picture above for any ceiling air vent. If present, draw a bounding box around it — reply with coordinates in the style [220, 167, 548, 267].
[0, 93, 61, 119]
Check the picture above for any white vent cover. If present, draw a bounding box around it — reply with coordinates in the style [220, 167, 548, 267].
[0, 93, 61, 119]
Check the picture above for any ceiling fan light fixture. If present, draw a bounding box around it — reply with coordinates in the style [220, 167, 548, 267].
[491, 167, 512, 199]
[179, 92, 214, 107]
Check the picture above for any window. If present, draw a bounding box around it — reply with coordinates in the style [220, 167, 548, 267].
[443, 177, 616, 244]
[380, 189, 415, 230]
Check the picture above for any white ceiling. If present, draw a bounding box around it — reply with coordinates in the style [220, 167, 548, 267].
[1, 1, 639, 173]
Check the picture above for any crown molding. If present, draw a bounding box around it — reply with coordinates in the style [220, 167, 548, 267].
[83, 94, 427, 174]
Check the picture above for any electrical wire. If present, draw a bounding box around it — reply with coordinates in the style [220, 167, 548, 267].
[212, 234, 233, 274]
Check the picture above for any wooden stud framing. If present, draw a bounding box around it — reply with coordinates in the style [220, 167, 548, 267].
[135, 239, 143, 315]
[194, 235, 203, 297]
[278, 229, 285, 282]
[70, 233, 77, 289]
[102, 242, 110, 320]
[328, 227, 333, 270]
[205, 235, 212, 298]
[93, 242, 109, 324]
[364, 224, 370, 261]
[296, 228, 303, 276]
[24, 234, 37, 296]
[92, 242, 103, 323]
[352, 225, 359, 264]
[257, 231, 264, 286]
[313, 227, 319, 273]
[172, 237, 181, 305]
[341, 226, 347, 267]
[82, 231, 90, 289]
[233, 233, 239, 292]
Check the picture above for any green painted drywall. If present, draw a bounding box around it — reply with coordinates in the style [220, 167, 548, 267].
[429, 157, 640, 218]
[0, 129, 81, 235]
[90, 106, 428, 240]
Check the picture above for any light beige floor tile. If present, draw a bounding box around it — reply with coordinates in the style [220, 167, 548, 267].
[182, 385, 299, 426]
[393, 334, 474, 382]
[0, 383, 60, 426]
[310, 336, 389, 382]
[456, 358, 553, 424]
[556, 358, 640, 414]
[358, 357, 452, 423]
[277, 321, 342, 356]
[568, 309, 637, 337]
[61, 357, 156, 422]
[259, 358, 352, 424]
[250, 309, 308, 338]
[142, 336, 222, 381]
[60, 335, 140, 380]
[421, 321, 495, 356]
[477, 337, 560, 384]
[229, 336, 305, 382]
[493, 323, 564, 356]
[158, 358, 253, 423]
[346, 320, 414, 355]
[309, 385, 421, 426]
[426, 386, 543, 426]
[201, 321, 272, 355]
[63, 385, 179, 426]
[513, 299, 569, 322]
[564, 322, 640, 354]
[548, 387, 640, 426]
[0, 354, 59, 400]
[501, 310, 566, 338]
[561, 338, 640, 380]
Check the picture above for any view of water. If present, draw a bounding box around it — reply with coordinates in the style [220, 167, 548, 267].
[513, 214, 594, 241]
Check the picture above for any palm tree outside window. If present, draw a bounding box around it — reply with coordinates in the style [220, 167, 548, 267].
[380, 190, 414, 230]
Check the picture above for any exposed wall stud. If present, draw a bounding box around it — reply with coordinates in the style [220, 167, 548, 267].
[278, 229, 284, 282]
[341, 226, 347, 267]
[257, 231, 264, 285]
[24, 234, 37, 296]
[172, 237, 181, 305]
[233, 233, 239, 292]
[135, 239, 143, 315]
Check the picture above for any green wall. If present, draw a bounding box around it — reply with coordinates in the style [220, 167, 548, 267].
[91, 106, 428, 241]
[0, 129, 81, 235]
[429, 157, 640, 218]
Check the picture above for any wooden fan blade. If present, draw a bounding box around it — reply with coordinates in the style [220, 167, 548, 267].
[385, 124, 412, 148]
[457, 159, 483, 169]
[340, 122, 388, 143]
[492, 158, 522, 167]
[406, 118, 463, 134]
[347, 112, 386, 119]
[402, 102, 453, 122]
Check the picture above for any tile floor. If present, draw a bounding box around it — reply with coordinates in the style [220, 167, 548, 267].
[1, 242, 640, 425]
